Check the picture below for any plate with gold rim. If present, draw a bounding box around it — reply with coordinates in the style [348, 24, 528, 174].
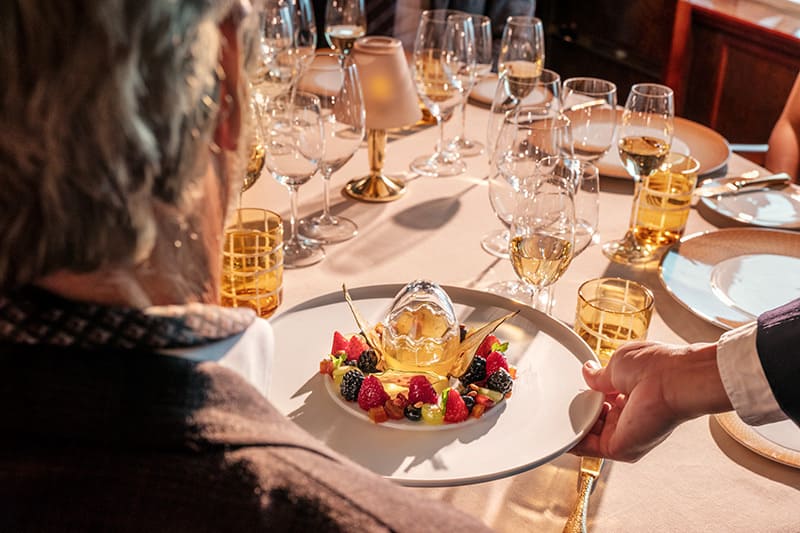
[268, 284, 603, 487]
[716, 412, 800, 469]
[659, 228, 800, 330]
[700, 183, 800, 229]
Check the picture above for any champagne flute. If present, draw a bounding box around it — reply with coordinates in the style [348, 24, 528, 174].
[509, 167, 576, 314]
[297, 52, 365, 243]
[601, 83, 674, 265]
[482, 107, 572, 259]
[263, 91, 326, 268]
[497, 16, 544, 100]
[325, 0, 366, 55]
[410, 10, 475, 177]
[561, 77, 617, 161]
[447, 14, 491, 158]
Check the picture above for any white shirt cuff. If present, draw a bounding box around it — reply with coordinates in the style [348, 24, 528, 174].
[717, 321, 788, 425]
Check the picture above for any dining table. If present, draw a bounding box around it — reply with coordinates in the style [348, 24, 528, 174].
[243, 98, 800, 532]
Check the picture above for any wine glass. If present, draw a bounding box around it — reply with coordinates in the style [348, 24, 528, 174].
[447, 14, 491, 158]
[508, 167, 576, 314]
[561, 77, 617, 161]
[253, 1, 295, 101]
[537, 156, 600, 256]
[497, 16, 544, 100]
[324, 0, 366, 55]
[297, 52, 365, 243]
[240, 96, 268, 205]
[262, 91, 326, 268]
[410, 10, 475, 177]
[482, 107, 572, 259]
[602, 83, 674, 265]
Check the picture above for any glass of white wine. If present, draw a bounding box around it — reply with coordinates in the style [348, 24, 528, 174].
[509, 166, 576, 313]
[410, 10, 475, 177]
[497, 16, 544, 101]
[601, 83, 674, 265]
[325, 0, 366, 55]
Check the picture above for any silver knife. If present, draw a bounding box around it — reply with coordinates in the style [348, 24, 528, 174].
[694, 172, 792, 198]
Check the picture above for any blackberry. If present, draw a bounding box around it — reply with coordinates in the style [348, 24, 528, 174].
[461, 394, 475, 413]
[343, 359, 357, 367]
[340, 369, 364, 401]
[459, 356, 486, 387]
[357, 349, 379, 373]
[486, 367, 513, 394]
[404, 404, 422, 421]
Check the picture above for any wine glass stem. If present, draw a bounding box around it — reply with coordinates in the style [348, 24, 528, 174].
[288, 184, 300, 242]
[436, 116, 445, 156]
[321, 171, 333, 221]
[530, 285, 554, 313]
[459, 96, 468, 141]
[626, 179, 644, 232]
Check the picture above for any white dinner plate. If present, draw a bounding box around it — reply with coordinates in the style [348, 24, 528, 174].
[268, 284, 603, 487]
[700, 183, 800, 229]
[659, 228, 800, 329]
[716, 413, 800, 469]
[596, 110, 730, 178]
[469, 74, 498, 106]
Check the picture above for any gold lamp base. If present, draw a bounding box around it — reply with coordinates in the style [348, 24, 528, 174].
[343, 128, 406, 202]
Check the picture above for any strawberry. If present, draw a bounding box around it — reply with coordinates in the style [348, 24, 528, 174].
[485, 351, 509, 377]
[477, 334, 500, 357]
[444, 392, 469, 423]
[357, 375, 389, 410]
[345, 335, 369, 361]
[331, 331, 349, 355]
[407, 375, 439, 405]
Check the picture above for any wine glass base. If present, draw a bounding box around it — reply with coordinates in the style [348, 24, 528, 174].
[410, 152, 466, 177]
[601, 232, 660, 265]
[485, 280, 531, 303]
[480, 229, 510, 259]
[298, 215, 358, 244]
[284, 238, 325, 269]
[447, 137, 484, 158]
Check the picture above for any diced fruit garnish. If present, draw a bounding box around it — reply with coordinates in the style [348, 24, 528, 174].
[444, 391, 469, 423]
[485, 351, 509, 377]
[477, 334, 500, 357]
[460, 355, 486, 387]
[486, 367, 513, 394]
[384, 398, 406, 420]
[421, 404, 444, 425]
[319, 359, 334, 376]
[357, 349, 379, 373]
[340, 369, 364, 401]
[331, 331, 349, 355]
[471, 403, 486, 418]
[358, 375, 390, 410]
[408, 375, 439, 405]
[474, 386, 503, 403]
[346, 335, 369, 361]
[368, 406, 388, 423]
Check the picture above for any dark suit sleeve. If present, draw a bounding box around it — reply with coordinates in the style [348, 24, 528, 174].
[756, 297, 800, 424]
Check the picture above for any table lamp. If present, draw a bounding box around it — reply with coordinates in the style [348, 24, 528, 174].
[345, 36, 421, 202]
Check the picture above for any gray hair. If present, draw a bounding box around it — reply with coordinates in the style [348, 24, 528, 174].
[0, 0, 241, 290]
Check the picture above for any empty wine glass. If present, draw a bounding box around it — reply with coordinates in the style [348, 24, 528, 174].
[253, 1, 295, 101]
[508, 167, 576, 313]
[410, 10, 475, 177]
[325, 0, 366, 55]
[447, 14, 491, 158]
[497, 16, 544, 100]
[537, 156, 600, 255]
[262, 91, 325, 268]
[602, 83, 674, 265]
[482, 107, 572, 259]
[297, 52, 365, 243]
[561, 77, 617, 161]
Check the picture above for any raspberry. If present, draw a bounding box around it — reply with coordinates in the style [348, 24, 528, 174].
[444, 391, 469, 423]
[407, 375, 439, 405]
[486, 367, 513, 394]
[340, 370, 364, 401]
[357, 375, 389, 410]
[357, 349, 379, 373]
[477, 334, 500, 357]
[485, 351, 509, 377]
[459, 356, 486, 387]
[331, 331, 349, 355]
[346, 335, 369, 361]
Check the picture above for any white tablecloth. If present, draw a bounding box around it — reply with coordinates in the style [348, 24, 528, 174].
[245, 103, 800, 532]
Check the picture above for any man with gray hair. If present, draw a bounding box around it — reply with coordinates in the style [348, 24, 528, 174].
[0, 1, 492, 530]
